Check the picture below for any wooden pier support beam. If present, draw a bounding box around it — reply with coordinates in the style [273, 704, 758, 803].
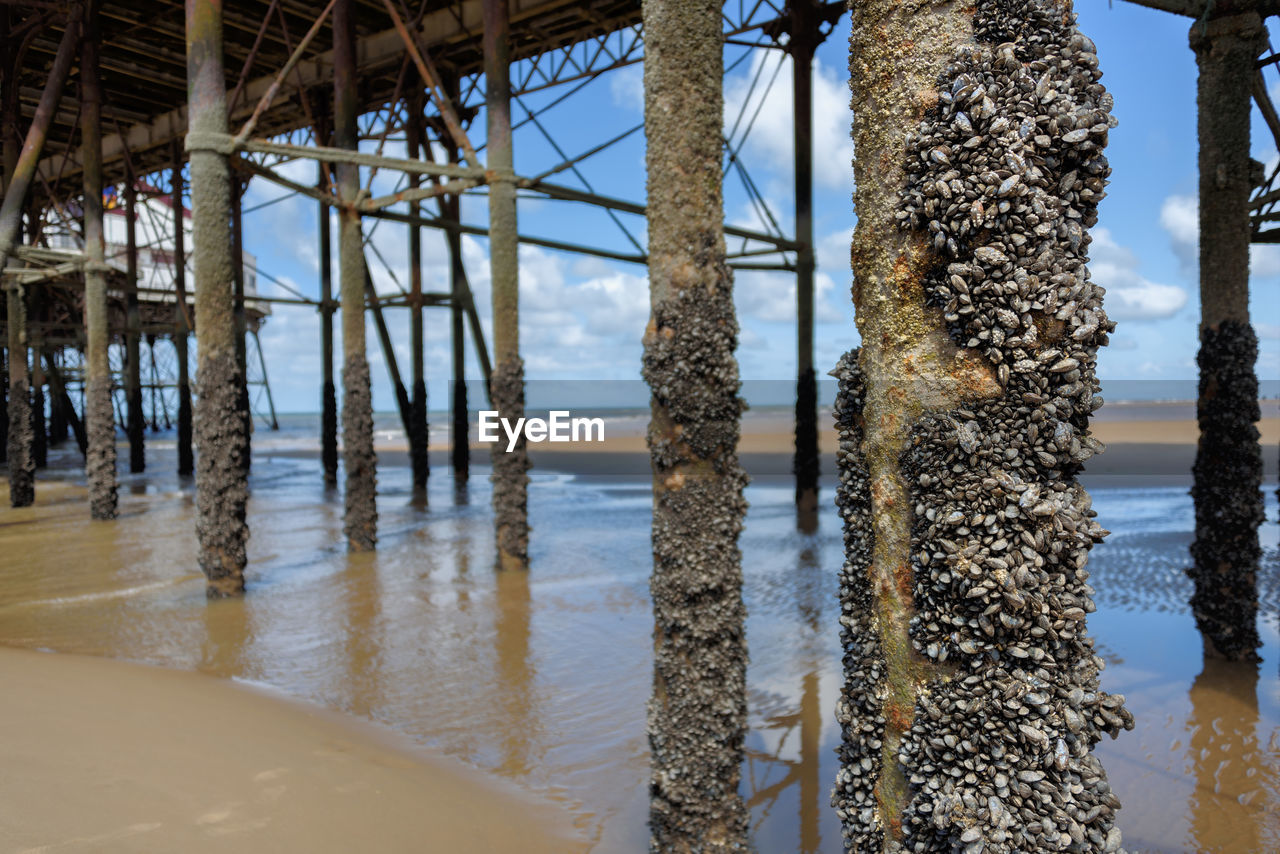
[791, 0, 820, 532]
[187, 0, 249, 594]
[172, 142, 193, 477]
[82, 0, 118, 520]
[1188, 6, 1265, 662]
[406, 91, 429, 496]
[641, 0, 750, 848]
[125, 173, 145, 472]
[335, 0, 377, 550]
[483, 0, 529, 569]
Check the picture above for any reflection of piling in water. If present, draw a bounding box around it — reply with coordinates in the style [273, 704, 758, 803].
[798, 668, 821, 854]
[199, 596, 251, 679]
[494, 569, 535, 777]
[1186, 10, 1265, 663]
[641, 0, 749, 849]
[838, 1, 1133, 849]
[1187, 659, 1264, 854]
[342, 553, 383, 719]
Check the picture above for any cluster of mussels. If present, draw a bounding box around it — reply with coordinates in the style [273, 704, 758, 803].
[896, 1, 1133, 852]
[830, 350, 886, 852]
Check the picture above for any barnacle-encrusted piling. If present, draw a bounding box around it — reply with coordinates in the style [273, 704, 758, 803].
[83, 0, 118, 520]
[642, 0, 749, 849]
[1187, 8, 1265, 663]
[187, 0, 248, 591]
[6, 286, 33, 506]
[840, 1, 1133, 850]
[335, 0, 377, 550]
[484, 0, 529, 568]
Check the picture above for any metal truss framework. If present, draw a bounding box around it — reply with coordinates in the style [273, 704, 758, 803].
[2, 0, 845, 520]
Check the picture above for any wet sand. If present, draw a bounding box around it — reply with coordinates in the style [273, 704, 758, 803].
[1, 408, 1279, 852]
[0, 646, 585, 854]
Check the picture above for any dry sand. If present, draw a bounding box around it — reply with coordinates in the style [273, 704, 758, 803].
[0, 646, 586, 854]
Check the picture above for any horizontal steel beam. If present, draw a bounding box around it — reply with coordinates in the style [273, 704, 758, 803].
[34, 0, 585, 182]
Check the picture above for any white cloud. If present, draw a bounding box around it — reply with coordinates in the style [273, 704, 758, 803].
[1090, 227, 1188, 321]
[723, 53, 853, 190]
[609, 65, 645, 113]
[1159, 191, 1280, 277]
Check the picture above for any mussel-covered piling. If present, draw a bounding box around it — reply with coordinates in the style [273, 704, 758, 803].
[840, 2, 1134, 850]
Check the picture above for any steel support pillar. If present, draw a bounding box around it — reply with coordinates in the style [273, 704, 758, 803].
[1188, 8, 1266, 662]
[125, 174, 145, 472]
[45, 355, 86, 456]
[173, 141, 193, 477]
[335, 0, 377, 550]
[187, 0, 249, 594]
[791, 0, 819, 531]
[406, 89, 429, 496]
[31, 337, 45, 469]
[317, 156, 338, 486]
[82, 0, 118, 520]
[483, 0, 529, 569]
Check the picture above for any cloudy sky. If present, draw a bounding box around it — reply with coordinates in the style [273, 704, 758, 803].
[238, 2, 1280, 414]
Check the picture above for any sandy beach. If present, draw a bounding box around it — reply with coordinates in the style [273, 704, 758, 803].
[1, 403, 1277, 852]
[0, 646, 585, 853]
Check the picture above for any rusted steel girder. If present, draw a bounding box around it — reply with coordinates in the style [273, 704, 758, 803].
[0, 10, 80, 269]
[2, 9, 80, 508]
[187, 0, 249, 594]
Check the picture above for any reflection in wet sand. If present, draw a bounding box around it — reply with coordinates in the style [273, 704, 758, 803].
[494, 568, 536, 778]
[1187, 659, 1279, 853]
[0, 451, 1277, 851]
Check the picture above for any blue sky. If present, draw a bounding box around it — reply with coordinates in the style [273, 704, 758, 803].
[239, 2, 1279, 414]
